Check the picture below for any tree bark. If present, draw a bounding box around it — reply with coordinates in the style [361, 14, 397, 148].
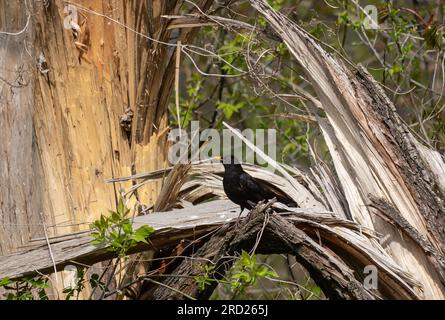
[0, 0, 211, 297]
[0, 0, 37, 255]
[248, 0, 445, 299]
[150, 204, 374, 300]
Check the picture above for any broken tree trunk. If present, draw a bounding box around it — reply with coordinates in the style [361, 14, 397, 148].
[249, 0, 445, 299]
[0, 0, 213, 254]
[2, 0, 445, 300]
[0, 200, 239, 281]
[0, 0, 36, 260]
[0, 199, 424, 299]
[0, 0, 211, 297]
[151, 203, 375, 300]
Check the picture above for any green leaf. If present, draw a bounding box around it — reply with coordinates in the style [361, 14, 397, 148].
[257, 266, 278, 278]
[122, 222, 133, 235]
[310, 285, 322, 298]
[389, 63, 402, 76]
[232, 271, 251, 282]
[239, 250, 252, 266]
[90, 197, 155, 257]
[117, 198, 125, 215]
[132, 225, 155, 244]
[0, 277, 12, 286]
[111, 211, 120, 223]
[217, 101, 244, 119]
[110, 241, 123, 248]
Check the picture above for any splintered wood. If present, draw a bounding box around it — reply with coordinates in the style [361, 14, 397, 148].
[0, 200, 424, 299]
[249, 0, 445, 299]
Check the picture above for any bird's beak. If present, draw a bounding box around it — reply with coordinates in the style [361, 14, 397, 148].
[215, 156, 223, 161]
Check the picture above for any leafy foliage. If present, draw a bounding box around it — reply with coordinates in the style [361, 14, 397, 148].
[217, 101, 245, 119]
[0, 276, 48, 300]
[196, 251, 278, 297]
[227, 250, 278, 295]
[62, 268, 86, 300]
[90, 198, 155, 257]
[173, 0, 445, 158]
[195, 264, 217, 292]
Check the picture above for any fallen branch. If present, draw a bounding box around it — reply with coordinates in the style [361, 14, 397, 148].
[248, 0, 445, 298]
[149, 202, 410, 300]
[0, 199, 420, 299]
[0, 200, 240, 280]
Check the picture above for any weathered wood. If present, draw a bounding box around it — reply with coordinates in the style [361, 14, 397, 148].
[0, 0, 216, 252]
[0, 200, 331, 281]
[0, 199, 421, 300]
[1, 0, 214, 298]
[0, 0, 37, 258]
[355, 68, 445, 255]
[369, 196, 445, 285]
[149, 203, 410, 300]
[0, 200, 238, 280]
[249, 0, 445, 299]
[151, 204, 374, 300]
[142, 222, 233, 300]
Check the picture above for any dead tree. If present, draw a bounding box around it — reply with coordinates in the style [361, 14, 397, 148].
[0, 200, 422, 299]
[143, 0, 445, 299]
[0, 0, 211, 297]
[1, 0, 445, 300]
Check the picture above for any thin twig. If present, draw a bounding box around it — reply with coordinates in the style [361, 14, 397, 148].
[175, 40, 182, 137]
[40, 212, 60, 285]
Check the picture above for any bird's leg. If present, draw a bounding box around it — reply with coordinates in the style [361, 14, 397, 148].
[235, 202, 255, 228]
[234, 206, 244, 229]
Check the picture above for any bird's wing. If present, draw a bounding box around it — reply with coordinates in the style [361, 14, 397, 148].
[260, 181, 296, 205]
[239, 173, 271, 202]
[240, 173, 297, 206]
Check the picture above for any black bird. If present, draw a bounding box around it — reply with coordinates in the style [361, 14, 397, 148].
[220, 155, 295, 213]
